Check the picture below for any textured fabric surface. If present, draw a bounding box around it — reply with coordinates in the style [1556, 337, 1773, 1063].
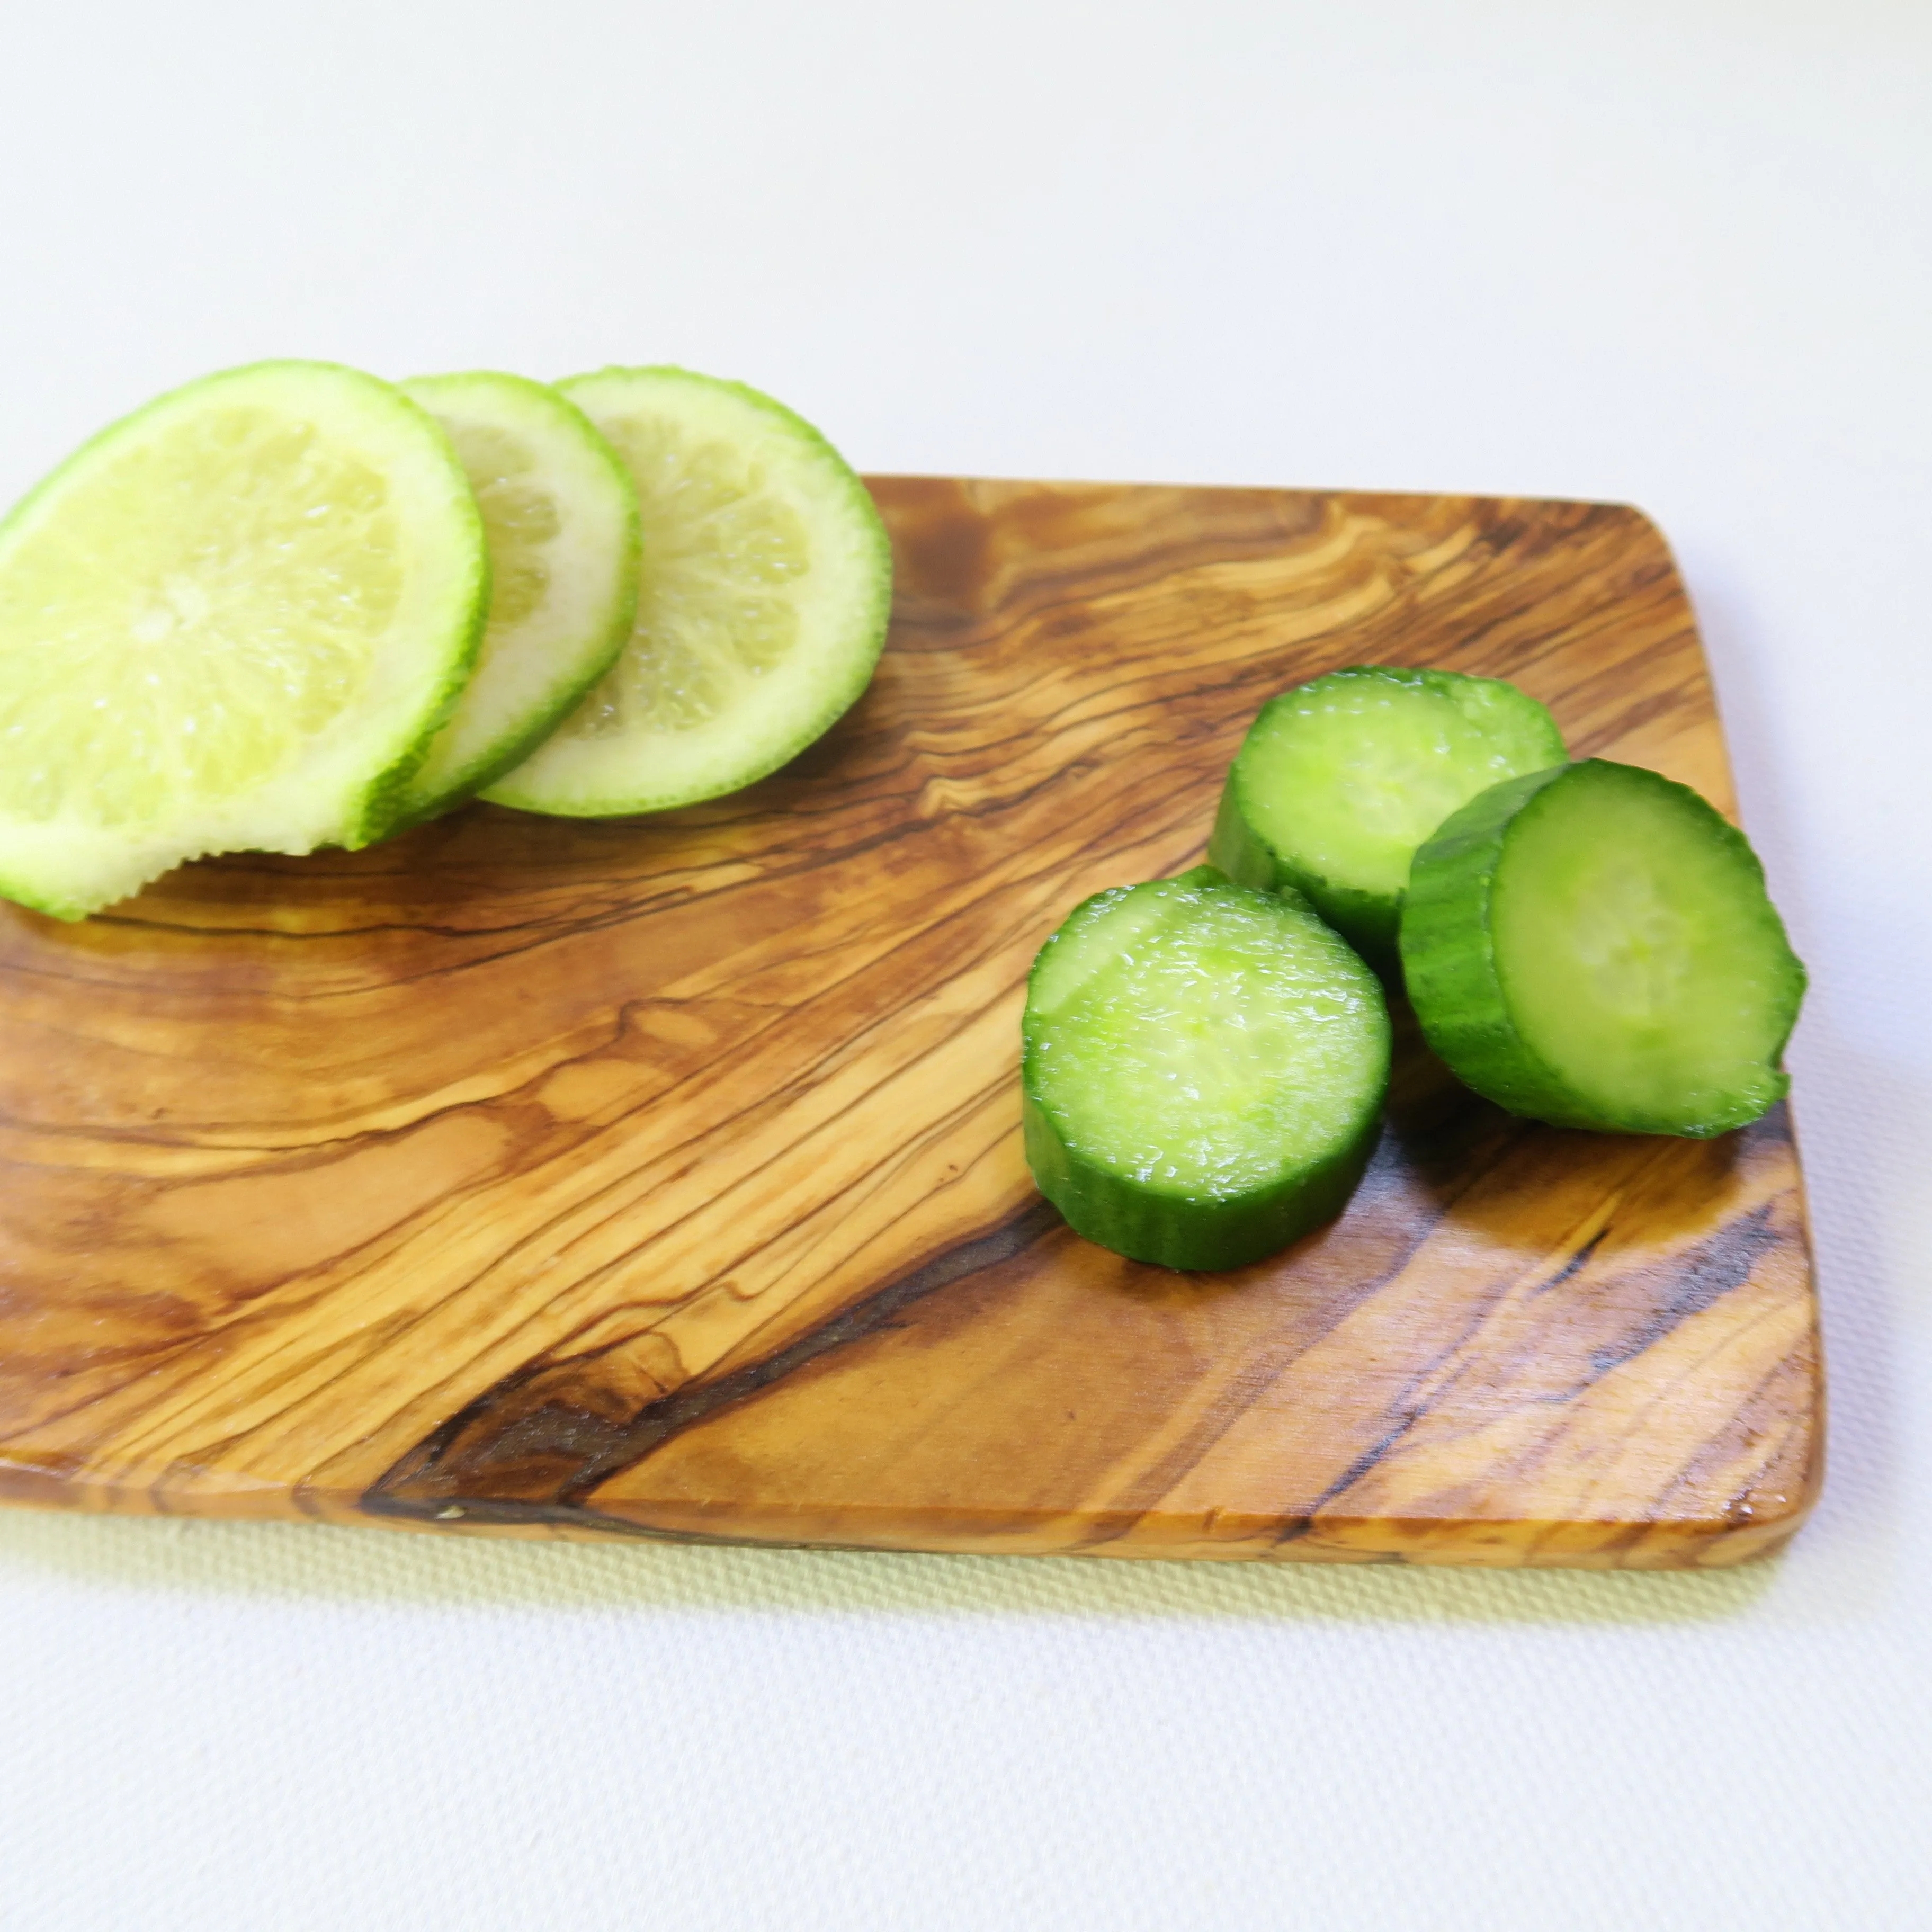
[1, 5, 1928, 1927]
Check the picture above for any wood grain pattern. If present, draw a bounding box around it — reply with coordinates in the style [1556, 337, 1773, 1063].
[0, 478, 1821, 1567]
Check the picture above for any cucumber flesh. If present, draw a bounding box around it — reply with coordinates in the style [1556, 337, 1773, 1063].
[1209, 665, 1566, 962]
[1023, 869, 1391, 1269]
[1400, 759, 1805, 1136]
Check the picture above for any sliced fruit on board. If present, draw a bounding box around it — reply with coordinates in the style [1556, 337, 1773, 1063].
[0, 359, 488, 917]
[1208, 664, 1566, 965]
[386, 371, 639, 831]
[1400, 758, 1806, 1135]
[482, 365, 892, 817]
[1023, 866, 1392, 1271]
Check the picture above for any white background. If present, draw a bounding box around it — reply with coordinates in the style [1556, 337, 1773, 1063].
[2, 5, 1928, 1927]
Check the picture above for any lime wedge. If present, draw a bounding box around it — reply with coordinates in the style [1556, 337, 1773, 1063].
[0, 360, 487, 918]
[387, 372, 639, 831]
[481, 366, 892, 817]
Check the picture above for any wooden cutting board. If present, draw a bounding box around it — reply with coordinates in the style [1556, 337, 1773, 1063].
[0, 477, 1822, 1568]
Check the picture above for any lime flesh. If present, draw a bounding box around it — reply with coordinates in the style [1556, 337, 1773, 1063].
[482, 366, 891, 817]
[0, 360, 486, 916]
[389, 373, 639, 829]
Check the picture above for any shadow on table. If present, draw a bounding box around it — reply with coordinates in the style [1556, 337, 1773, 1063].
[0, 1505, 1785, 1625]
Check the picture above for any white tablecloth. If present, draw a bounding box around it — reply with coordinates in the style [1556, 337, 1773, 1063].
[1, 7, 1926, 1926]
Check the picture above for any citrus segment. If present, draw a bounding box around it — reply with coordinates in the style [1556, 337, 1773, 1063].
[0, 360, 486, 916]
[482, 366, 891, 817]
[388, 373, 639, 829]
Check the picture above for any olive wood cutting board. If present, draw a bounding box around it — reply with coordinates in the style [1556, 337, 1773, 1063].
[0, 477, 1822, 1568]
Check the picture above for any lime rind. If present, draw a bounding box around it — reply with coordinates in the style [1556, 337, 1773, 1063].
[0, 360, 488, 917]
[481, 365, 892, 818]
[385, 372, 640, 833]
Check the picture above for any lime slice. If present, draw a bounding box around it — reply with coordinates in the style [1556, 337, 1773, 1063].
[386, 372, 639, 831]
[481, 366, 892, 817]
[0, 360, 487, 918]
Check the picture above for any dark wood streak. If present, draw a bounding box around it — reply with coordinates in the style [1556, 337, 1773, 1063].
[370, 1199, 1063, 1516]
[1577, 1201, 1782, 1385]
[1275, 1169, 1787, 1547]
[1280, 1227, 1621, 1536]
[378, 1086, 1505, 1533]
[0, 478, 1821, 1566]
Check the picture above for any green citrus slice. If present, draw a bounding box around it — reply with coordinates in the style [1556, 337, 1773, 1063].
[386, 372, 639, 830]
[0, 360, 487, 917]
[481, 366, 892, 816]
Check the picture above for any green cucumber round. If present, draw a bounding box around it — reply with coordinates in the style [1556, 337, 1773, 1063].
[1022, 866, 1391, 1270]
[1208, 664, 1567, 964]
[1399, 759, 1806, 1137]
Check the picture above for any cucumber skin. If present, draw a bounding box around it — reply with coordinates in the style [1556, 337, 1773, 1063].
[1022, 1088, 1382, 1271]
[1021, 871, 1391, 1271]
[1399, 760, 1805, 1137]
[1397, 764, 1581, 1124]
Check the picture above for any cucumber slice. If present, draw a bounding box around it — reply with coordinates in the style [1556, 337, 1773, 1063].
[387, 372, 640, 831]
[1400, 759, 1805, 1136]
[1023, 867, 1391, 1270]
[1208, 665, 1567, 962]
[0, 360, 487, 918]
[482, 366, 892, 817]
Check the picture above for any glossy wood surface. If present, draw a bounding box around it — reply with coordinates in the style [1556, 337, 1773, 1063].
[0, 478, 1821, 1566]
